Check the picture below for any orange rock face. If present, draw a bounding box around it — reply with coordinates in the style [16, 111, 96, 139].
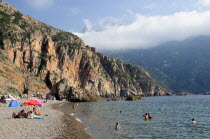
[0, 1, 171, 99]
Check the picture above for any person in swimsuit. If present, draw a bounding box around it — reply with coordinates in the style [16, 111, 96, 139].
[12, 110, 26, 118]
[143, 113, 149, 120]
[33, 108, 44, 116]
[115, 122, 121, 131]
[192, 118, 196, 124]
[148, 113, 152, 120]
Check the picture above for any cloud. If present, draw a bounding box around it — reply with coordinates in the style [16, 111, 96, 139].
[198, 0, 210, 6]
[82, 19, 92, 33]
[25, 0, 54, 9]
[97, 17, 121, 31]
[74, 10, 210, 50]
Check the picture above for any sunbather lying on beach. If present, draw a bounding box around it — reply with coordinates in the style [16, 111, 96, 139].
[33, 108, 44, 116]
[25, 111, 33, 118]
[12, 110, 26, 118]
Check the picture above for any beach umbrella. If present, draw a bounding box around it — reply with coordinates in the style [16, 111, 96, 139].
[9, 100, 20, 107]
[37, 100, 44, 104]
[23, 99, 42, 105]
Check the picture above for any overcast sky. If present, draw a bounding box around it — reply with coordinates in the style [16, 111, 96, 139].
[4, 0, 210, 49]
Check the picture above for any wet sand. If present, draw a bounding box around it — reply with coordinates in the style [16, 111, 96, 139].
[51, 102, 91, 139]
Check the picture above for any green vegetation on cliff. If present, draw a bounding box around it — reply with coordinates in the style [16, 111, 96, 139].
[0, 11, 11, 25]
[52, 32, 78, 42]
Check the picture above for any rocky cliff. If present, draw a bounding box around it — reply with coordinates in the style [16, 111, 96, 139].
[0, 1, 170, 101]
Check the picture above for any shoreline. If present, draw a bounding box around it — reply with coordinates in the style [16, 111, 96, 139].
[51, 102, 91, 139]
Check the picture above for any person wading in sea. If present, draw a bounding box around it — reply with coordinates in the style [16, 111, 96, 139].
[148, 113, 152, 120]
[192, 118, 196, 124]
[115, 122, 121, 131]
[143, 113, 149, 120]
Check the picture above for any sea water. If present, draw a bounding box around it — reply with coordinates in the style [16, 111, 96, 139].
[61, 95, 210, 139]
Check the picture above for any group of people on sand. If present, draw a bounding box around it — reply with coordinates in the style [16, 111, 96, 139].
[12, 106, 46, 119]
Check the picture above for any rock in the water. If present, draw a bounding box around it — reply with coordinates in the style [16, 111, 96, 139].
[107, 98, 125, 101]
[125, 96, 144, 101]
[203, 92, 210, 95]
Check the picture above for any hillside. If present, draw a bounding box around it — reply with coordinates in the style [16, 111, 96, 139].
[103, 36, 210, 94]
[0, 1, 170, 101]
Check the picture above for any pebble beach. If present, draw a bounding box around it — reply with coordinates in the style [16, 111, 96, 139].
[0, 100, 91, 139]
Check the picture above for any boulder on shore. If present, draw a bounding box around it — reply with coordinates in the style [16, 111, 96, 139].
[51, 79, 103, 102]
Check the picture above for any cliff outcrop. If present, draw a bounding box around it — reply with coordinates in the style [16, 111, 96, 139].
[0, 1, 171, 101]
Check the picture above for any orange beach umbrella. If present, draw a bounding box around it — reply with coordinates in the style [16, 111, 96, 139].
[23, 99, 42, 105]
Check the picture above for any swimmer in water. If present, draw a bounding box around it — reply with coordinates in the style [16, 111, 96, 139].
[115, 122, 121, 131]
[192, 118, 196, 124]
[143, 113, 149, 120]
[148, 113, 152, 120]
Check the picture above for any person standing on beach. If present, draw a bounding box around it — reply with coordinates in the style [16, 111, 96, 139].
[72, 103, 76, 109]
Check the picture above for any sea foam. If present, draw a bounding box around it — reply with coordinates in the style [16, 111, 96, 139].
[70, 113, 75, 116]
[76, 118, 83, 123]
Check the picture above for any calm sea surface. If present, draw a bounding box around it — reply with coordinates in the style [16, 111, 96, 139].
[61, 95, 210, 139]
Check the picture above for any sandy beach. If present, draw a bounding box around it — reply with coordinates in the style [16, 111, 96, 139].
[0, 100, 91, 139]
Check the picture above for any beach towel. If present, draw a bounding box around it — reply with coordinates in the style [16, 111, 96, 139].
[33, 117, 44, 120]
